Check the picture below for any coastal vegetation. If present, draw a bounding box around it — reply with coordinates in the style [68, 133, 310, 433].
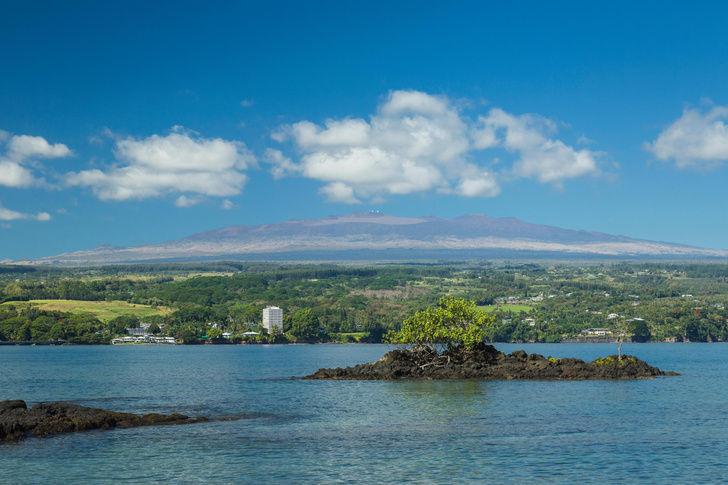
[2, 260, 728, 344]
[385, 296, 494, 366]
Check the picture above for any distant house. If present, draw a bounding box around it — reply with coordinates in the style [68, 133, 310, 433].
[222, 332, 233, 339]
[607, 313, 619, 319]
[523, 318, 536, 326]
[150, 336, 176, 344]
[580, 328, 612, 336]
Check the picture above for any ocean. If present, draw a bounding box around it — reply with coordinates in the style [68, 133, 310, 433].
[1, 343, 725, 484]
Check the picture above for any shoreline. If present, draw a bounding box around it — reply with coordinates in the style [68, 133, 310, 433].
[0, 340, 712, 346]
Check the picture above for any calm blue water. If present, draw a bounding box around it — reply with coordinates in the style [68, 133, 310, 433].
[0, 343, 725, 484]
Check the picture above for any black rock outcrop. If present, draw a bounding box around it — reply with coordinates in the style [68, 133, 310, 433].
[304, 343, 679, 380]
[0, 400, 207, 442]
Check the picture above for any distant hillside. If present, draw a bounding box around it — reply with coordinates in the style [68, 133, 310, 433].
[18, 211, 728, 264]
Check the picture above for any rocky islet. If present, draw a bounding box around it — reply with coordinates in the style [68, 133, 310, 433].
[304, 343, 680, 380]
[0, 400, 206, 442]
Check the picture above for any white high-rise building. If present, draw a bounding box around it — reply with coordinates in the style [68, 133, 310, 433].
[263, 306, 283, 333]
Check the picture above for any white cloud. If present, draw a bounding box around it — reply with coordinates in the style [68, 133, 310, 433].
[0, 201, 51, 222]
[264, 148, 299, 180]
[221, 199, 237, 210]
[270, 131, 287, 143]
[7, 135, 72, 160]
[289, 119, 371, 149]
[240, 99, 255, 107]
[319, 182, 362, 204]
[269, 90, 603, 203]
[453, 168, 501, 197]
[116, 131, 249, 172]
[0, 160, 38, 188]
[645, 106, 728, 169]
[175, 195, 203, 208]
[0, 133, 73, 188]
[379, 90, 451, 117]
[577, 135, 596, 145]
[473, 108, 601, 184]
[66, 128, 256, 203]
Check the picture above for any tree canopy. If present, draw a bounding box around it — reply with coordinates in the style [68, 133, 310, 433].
[386, 296, 494, 353]
[290, 308, 321, 341]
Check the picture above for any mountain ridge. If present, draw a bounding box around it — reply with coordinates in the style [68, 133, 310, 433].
[16, 212, 728, 264]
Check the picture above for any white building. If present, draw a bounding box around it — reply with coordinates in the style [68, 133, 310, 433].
[263, 306, 283, 333]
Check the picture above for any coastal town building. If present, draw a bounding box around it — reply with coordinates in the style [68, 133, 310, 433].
[112, 336, 176, 344]
[263, 306, 283, 333]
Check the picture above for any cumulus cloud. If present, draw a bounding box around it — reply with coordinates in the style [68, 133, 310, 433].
[0, 201, 51, 222]
[0, 161, 37, 188]
[473, 108, 601, 185]
[268, 90, 603, 203]
[452, 166, 501, 197]
[7, 135, 72, 160]
[0, 133, 73, 188]
[264, 148, 299, 180]
[645, 105, 728, 169]
[175, 195, 203, 208]
[220, 199, 237, 210]
[319, 182, 362, 204]
[66, 128, 256, 203]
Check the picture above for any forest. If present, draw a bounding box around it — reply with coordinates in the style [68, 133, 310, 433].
[2, 260, 728, 344]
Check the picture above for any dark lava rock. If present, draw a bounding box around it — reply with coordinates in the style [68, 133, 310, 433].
[0, 401, 207, 442]
[303, 343, 680, 381]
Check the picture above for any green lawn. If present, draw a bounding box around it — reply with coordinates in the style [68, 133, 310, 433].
[335, 332, 369, 342]
[0, 299, 172, 322]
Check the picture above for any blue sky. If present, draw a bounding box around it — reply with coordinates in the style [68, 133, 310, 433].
[2, 0, 728, 260]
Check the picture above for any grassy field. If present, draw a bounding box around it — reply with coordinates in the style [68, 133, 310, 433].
[478, 304, 533, 313]
[335, 332, 369, 342]
[0, 300, 172, 322]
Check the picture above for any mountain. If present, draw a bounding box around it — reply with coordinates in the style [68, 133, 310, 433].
[19, 211, 728, 264]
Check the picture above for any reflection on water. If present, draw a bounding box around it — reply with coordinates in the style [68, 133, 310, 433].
[385, 379, 492, 417]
